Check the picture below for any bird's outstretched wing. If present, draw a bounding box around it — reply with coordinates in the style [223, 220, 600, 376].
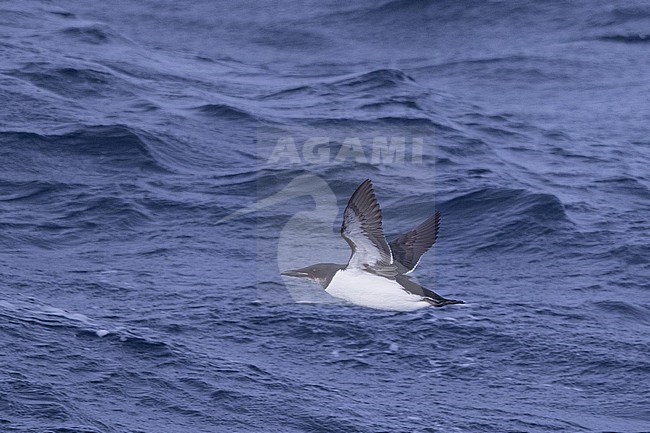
[389, 211, 440, 274]
[341, 179, 393, 270]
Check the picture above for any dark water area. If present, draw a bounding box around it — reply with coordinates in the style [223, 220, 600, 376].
[1, 1, 649, 432]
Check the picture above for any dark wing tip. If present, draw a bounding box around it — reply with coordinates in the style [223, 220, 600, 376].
[344, 179, 379, 222]
[389, 210, 442, 272]
[350, 179, 373, 201]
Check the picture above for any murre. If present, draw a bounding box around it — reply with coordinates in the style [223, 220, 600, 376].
[282, 179, 463, 311]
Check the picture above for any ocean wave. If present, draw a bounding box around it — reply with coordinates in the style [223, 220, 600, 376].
[58, 196, 152, 231]
[0, 179, 73, 203]
[60, 24, 115, 45]
[45, 6, 76, 19]
[193, 103, 257, 121]
[599, 244, 650, 267]
[251, 26, 328, 50]
[329, 68, 415, 90]
[0, 125, 171, 176]
[592, 301, 650, 325]
[359, 96, 421, 112]
[594, 176, 650, 199]
[591, 5, 650, 24]
[439, 188, 572, 252]
[444, 187, 569, 222]
[296, 116, 442, 134]
[0, 299, 105, 336]
[9, 63, 136, 100]
[324, 0, 438, 26]
[597, 34, 650, 44]
[0, 299, 176, 358]
[263, 68, 417, 102]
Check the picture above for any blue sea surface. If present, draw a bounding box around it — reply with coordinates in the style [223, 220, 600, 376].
[1, 1, 649, 432]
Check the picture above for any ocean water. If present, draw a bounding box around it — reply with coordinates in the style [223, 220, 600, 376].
[1, 1, 649, 432]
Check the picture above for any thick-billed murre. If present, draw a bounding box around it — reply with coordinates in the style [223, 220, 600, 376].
[282, 179, 463, 311]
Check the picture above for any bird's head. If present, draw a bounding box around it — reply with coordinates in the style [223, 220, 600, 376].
[281, 263, 343, 288]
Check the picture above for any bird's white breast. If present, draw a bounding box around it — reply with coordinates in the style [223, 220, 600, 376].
[325, 269, 430, 311]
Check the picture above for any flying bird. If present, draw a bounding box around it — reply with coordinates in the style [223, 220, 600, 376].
[282, 179, 463, 311]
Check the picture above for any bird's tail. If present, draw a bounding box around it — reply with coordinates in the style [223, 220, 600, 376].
[425, 297, 464, 307]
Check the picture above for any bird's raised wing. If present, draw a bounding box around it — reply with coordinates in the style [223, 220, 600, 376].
[389, 211, 440, 274]
[341, 179, 393, 270]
